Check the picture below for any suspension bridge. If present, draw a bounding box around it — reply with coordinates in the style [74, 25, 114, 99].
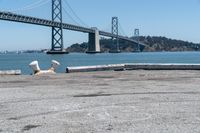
[0, 0, 145, 54]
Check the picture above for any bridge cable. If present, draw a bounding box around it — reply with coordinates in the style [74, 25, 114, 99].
[62, 0, 89, 27]
[6, 0, 51, 13]
[101, 23, 112, 33]
[62, 7, 81, 26]
[118, 22, 128, 37]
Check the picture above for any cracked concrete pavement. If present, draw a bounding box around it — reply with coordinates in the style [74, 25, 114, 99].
[0, 70, 200, 133]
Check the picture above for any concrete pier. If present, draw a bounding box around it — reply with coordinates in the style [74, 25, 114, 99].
[86, 28, 100, 53]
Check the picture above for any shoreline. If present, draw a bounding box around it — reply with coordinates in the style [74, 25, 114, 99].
[2, 63, 200, 75]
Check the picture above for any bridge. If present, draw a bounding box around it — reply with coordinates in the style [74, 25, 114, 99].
[0, 0, 145, 54]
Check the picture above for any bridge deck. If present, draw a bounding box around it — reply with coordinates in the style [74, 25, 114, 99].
[0, 11, 145, 45]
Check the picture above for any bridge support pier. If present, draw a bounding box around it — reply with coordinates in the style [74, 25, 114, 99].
[86, 28, 100, 54]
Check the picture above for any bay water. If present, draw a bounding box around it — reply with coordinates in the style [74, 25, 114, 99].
[0, 52, 200, 75]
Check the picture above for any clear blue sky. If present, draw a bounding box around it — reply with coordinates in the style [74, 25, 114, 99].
[0, 0, 200, 51]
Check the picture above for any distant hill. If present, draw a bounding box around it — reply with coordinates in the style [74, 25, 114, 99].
[66, 36, 200, 52]
[139, 36, 200, 52]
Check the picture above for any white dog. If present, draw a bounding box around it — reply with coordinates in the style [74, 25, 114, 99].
[29, 60, 60, 75]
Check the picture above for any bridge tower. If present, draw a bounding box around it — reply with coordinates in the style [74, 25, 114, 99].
[134, 28, 140, 52]
[109, 17, 120, 53]
[47, 0, 68, 54]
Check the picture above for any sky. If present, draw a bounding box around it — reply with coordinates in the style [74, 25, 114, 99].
[0, 0, 200, 51]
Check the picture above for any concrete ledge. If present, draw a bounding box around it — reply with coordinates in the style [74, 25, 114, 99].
[66, 63, 200, 73]
[66, 64, 125, 73]
[125, 63, 200, 70]
[0, 70, 21, 75]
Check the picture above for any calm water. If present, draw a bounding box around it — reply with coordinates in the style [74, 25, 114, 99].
[0, 52, 200, 74]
